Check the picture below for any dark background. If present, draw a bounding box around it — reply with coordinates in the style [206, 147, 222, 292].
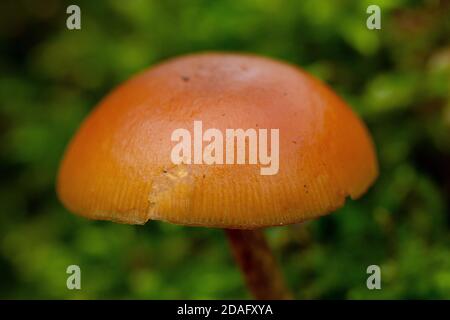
[0, 0, 449, 299]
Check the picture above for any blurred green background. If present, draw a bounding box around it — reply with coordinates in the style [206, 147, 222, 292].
[0, 0, 449, 299]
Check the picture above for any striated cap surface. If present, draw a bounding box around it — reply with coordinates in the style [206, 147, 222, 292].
[57, 52, 378, 229]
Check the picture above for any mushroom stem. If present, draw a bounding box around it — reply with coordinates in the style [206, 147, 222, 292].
[225, 229, 292, 300]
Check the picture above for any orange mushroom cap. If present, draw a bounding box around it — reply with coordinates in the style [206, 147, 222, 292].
[57, 52, 378, 229]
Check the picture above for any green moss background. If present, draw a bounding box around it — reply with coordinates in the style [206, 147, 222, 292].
[0, 0, 449, 299]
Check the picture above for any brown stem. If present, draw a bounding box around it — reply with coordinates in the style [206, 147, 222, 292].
[225, 229, 292, 300]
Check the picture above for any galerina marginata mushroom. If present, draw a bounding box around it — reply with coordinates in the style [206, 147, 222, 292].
[57, 52, 378, 299]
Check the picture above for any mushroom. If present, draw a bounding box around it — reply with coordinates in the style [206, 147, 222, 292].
[57, 53, 378, 299]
